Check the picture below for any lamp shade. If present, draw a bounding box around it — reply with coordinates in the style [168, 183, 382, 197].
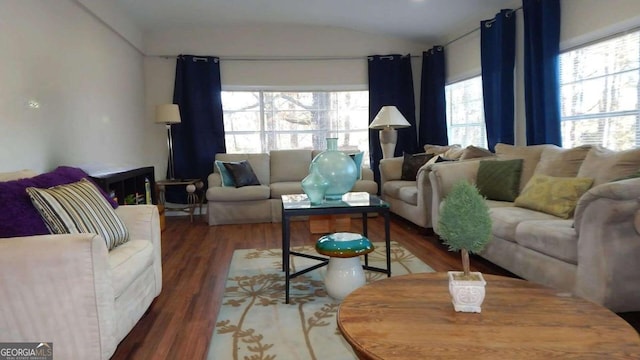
[155, 104, 181, 124]
[369, 106, 411, 129]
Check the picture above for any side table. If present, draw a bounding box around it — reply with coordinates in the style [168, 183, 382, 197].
[156, 179, 204, 222]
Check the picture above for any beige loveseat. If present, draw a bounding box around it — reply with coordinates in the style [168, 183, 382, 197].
[429, 144, 640, 312]
[379, 145, 494, 228]
[0, 170, 162, 359]
[206, 149, 378, 225]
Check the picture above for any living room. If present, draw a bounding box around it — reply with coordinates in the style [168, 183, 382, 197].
[3, 0, 640, 359]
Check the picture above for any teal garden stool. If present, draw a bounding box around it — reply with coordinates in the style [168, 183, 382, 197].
[315, 232, 374, 300]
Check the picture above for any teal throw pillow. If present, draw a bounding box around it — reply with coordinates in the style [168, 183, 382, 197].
[476, 159, 523, 202]
[215, 160, 236, 187]
[349, 152, 364, 180]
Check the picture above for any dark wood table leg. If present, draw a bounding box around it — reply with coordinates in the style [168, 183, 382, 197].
[384, 210, 391, 277]
[362, 212, 369, 267]
[282, 211, 291, 304]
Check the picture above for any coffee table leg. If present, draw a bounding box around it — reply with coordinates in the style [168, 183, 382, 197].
[385, 210, 391, 277]
[282, 213, 291, 304]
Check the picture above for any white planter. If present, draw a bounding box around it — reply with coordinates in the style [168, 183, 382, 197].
[448, 271, 486, 313]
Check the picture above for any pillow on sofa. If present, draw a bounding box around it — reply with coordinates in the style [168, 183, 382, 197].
[577, 146, 640, 187]
[460, 145, 494, 160]
[423, 144, 461, 155]
[401, 152, 434, 181]
[476, 159, 523, 202]
[534, 145, 591, 178]
[349, 152, 364, 180]
[514, 174, 594, 219]
[26, 179, 129, 250]
[215, 160, 236, 187]
[224, 160, 261, 187]
[0, 166, 117, 238]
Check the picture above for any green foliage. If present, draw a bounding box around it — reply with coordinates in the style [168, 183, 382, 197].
[439, 180, 492, 254]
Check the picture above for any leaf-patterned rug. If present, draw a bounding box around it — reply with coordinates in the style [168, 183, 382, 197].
[207, 241, 434, 360]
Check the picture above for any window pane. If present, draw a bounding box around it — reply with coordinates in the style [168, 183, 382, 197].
[559, 30, 640, 150]
[445, 76, 487, 147]
[222, 90, 370, 164]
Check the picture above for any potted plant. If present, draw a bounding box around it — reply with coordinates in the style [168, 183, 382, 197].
[438, 180, 492, 313]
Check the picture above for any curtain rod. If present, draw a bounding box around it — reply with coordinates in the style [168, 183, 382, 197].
[148, 54, 422, 61]
[444, 6, 522, 48]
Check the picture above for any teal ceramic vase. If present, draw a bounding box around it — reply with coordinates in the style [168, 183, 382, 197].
[311, 138, 358, 200]
[301, 162, 330, 205]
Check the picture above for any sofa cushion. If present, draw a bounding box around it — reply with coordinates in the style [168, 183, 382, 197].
[270, 182, 304, 198]
[351, 180, 378, 195]
[206, 185, 271, 202]
[490, 206, 560, 242]
[26, 179, 130, 250]
[271, 150, 312, 183]
[224, 160, 261, 187]
[401, 153, 433, 180]
[476, 159, 523, 202]
[214, 160, 236, 187]
[398, 186, 419, 205]
[0, 166, 118, 239]
[515, 220, 578, 264]
[495, 143, 553, 192]
[460, 145, 495, 160]
[577, 146, 640, 187]
[108, 239, 154, 298]
[424, 144, 461, 156]
[534, 145, 591, 178]
[514, 174, 594, 219]
[383, 180, 416, 200]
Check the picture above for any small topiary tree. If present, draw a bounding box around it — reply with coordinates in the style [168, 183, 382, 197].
[438, 180, 492, 280]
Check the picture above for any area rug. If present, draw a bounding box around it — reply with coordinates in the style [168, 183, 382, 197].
[207, 241, 434, 360]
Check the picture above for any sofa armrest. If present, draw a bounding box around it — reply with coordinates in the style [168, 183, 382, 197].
[429, 160, 481, 234]
[572, 178, 640, 312]
[115, 205, 162, 295]
[361, 167, 374, 181]
[379, 157, 404, 192]
[208, 172, 222, 187]
[0, 234, 117, 359]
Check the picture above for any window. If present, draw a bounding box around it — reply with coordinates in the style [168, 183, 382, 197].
[559, 30, 640, 150]
[445, 76, 487, 148]
[222, 90, 370, 162]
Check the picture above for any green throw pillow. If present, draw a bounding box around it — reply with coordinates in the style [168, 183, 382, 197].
[401, 152, 434, 181]
[514, 174, 594, 219]
[476, 159, 523, 202]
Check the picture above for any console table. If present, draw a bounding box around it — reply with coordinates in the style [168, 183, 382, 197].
[337, 273, 640, 359]
[281, 192, 391, 304]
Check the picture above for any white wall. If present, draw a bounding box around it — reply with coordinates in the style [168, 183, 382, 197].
[143, 24, 428, 136]
[444, 0, 640, 145]
[0, 0, 164, 176]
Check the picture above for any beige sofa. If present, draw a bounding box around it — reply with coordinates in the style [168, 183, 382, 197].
[379, 145, 494, 228]
[429, 144, 640, 312]
[206, 149, 378, 225]
[0, 170, 162, 359]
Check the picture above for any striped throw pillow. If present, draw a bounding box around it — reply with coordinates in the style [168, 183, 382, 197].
[26, 178, 129, 250]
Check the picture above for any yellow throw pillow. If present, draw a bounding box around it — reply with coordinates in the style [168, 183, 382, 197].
[514, 174, 594, 219]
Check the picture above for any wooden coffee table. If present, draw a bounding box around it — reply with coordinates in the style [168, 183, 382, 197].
[337, 273, 640, 359]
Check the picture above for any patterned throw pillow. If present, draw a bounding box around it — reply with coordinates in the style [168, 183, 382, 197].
[476, 159, 523, 202]
[514, 174, 594, 219]
[26, 179, 129, 250]
[401, 152, 434, 181]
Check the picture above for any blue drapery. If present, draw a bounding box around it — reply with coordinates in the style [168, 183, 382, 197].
[169, 55, 226, 203]
[368, 54, 417, 188]
[419, 46, 448, 146]
[481, 9, 516, 151]
[523, 0, 562, 146]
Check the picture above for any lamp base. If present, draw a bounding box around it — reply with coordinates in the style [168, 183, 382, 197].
[379, 128, 398, 159]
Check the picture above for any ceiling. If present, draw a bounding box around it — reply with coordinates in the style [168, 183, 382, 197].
[114, 0, 520, 44]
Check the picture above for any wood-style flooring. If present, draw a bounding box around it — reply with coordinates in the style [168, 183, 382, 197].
[111, 214, 640, 360]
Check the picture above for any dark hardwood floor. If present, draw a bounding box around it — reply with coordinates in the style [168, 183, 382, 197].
[111, 214, 640, 360]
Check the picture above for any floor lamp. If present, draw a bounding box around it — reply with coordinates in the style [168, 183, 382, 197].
[369, 106, 411, 159]
[155, 104, 182, 179]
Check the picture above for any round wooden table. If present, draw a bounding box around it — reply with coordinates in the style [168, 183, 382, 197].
[337, 273, 640, 359]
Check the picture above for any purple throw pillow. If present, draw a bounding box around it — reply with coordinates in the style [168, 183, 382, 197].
[0, 166, 118, 238]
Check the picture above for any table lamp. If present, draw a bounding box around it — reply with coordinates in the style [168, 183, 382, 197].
[369, 106, 411, 159]
[155, 104, 181, 179]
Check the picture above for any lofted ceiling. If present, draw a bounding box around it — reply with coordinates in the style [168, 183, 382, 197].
[114, 0, 520, 44]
